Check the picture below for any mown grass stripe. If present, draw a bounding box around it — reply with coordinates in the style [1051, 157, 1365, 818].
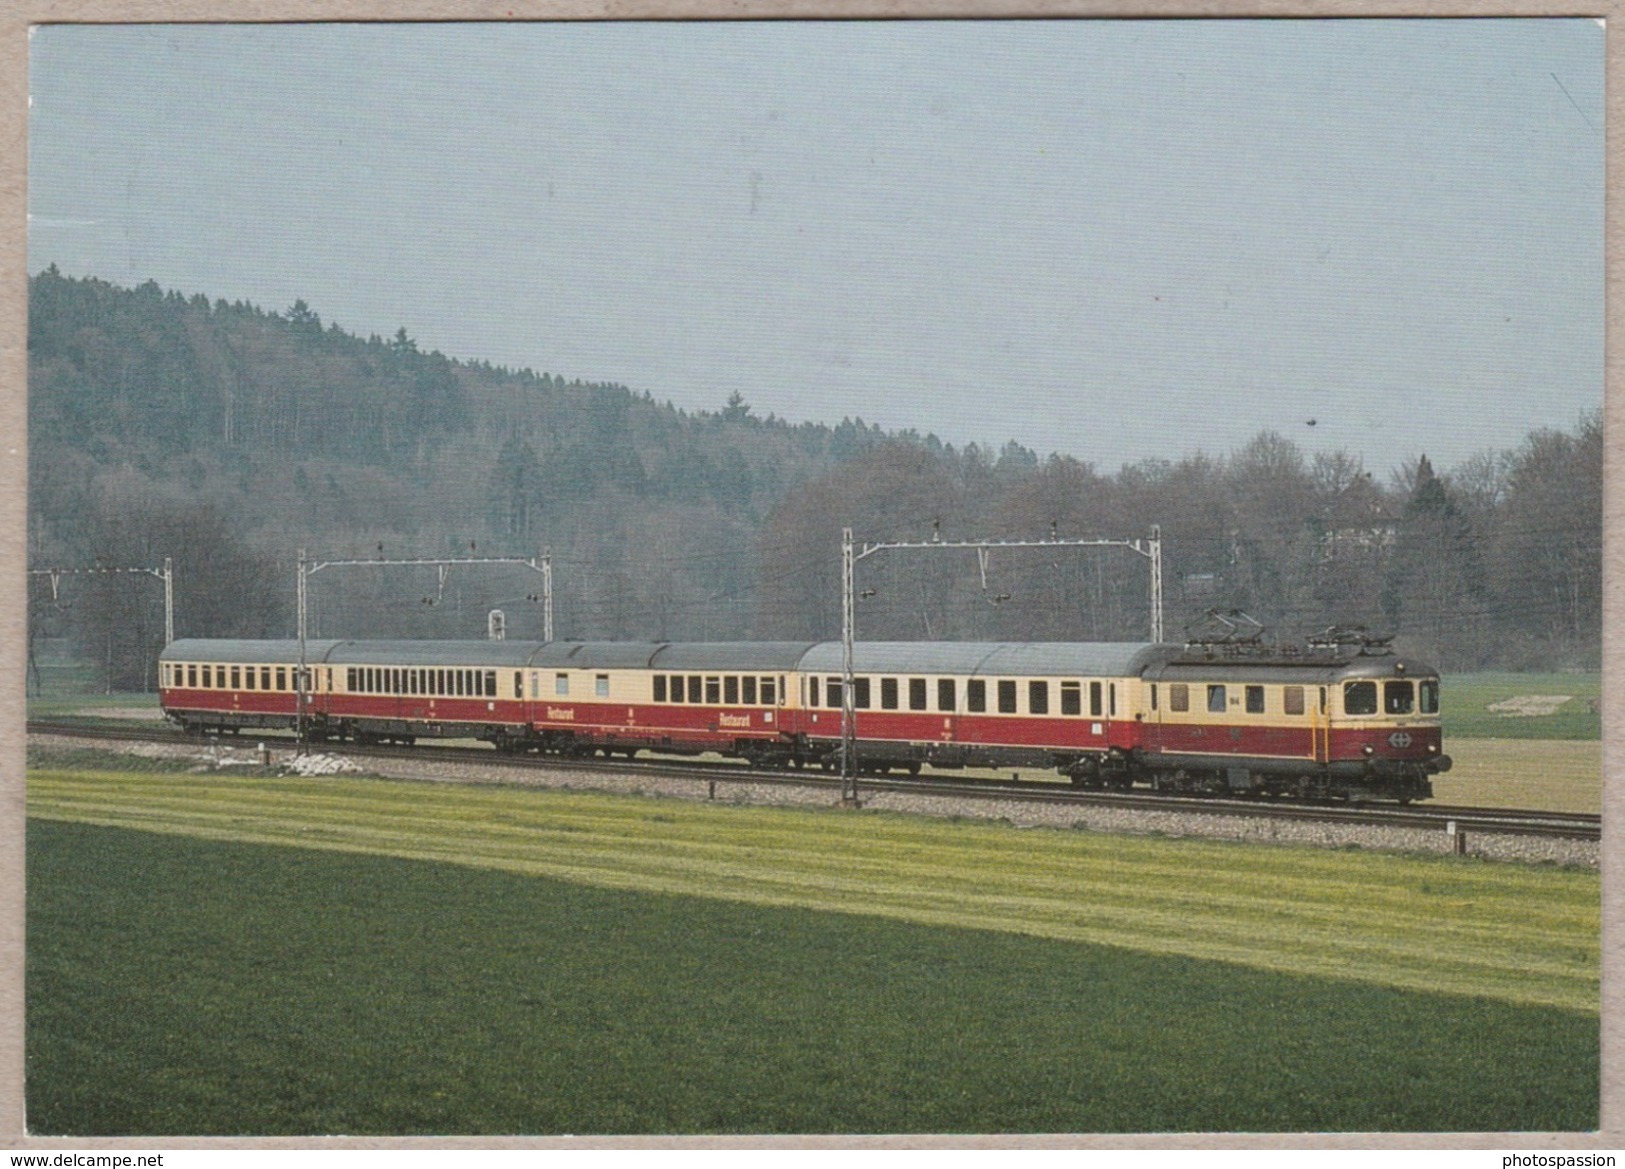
[27, 768, 1598, 1013]
[27, 818, 1598, 1134]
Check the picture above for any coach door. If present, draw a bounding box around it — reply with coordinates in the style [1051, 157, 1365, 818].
[1310, 685, 1330, 764]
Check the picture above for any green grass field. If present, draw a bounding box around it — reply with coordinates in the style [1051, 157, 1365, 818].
[1442, 672, 1601, 740]
[26, 765, 1598, 1134]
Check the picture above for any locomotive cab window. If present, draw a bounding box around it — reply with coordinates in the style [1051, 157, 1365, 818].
[1385, 681, 1414, 715]
[1169, 683, 1188, 712]
[1245, 685, 1265, 714]
[1420, 679, 1439, 714]
[1207, 685, 1227, 713]
[1283, 685, 1305, 716]
[1344, 681, 1378, 716]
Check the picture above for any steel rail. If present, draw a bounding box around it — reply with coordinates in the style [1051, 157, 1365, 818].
[28, 718, 1599, 841]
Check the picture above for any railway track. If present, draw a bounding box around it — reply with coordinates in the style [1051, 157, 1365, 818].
[28, 717, 1600, 842]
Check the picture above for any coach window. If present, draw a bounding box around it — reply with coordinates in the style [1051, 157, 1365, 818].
[765, 677, 779, 706]
[274, 667, 284, 692]
[1029, 681, 1049, 715]
[1207, 685, 1227, 713]
[742, 676, 757, 704]
[1385, 681, 1414, 715]
[1246, 685, 1265, 714]
[826, 677, 844, 708]
[485, 670, 498, 697]
[1420, 679, 1439, 714]
[853, 677, 871, 709]
[701, 676, 717, 704]
[247, 668, 258, 691]
[1169, 683, 1189, 712]
[1283, 686, 1305, 716]
[347, 668, 358, 691]
[260, 667, 269, 690]
[938, 679, 955, 712]
[1061, 681, 1081, 716]
[188, 664, 198, 688]
[513, 672, 523, 699]
[881, 678, 899, 710]
[724, 676, 739, 704]
[231, 666, 241, 690]
[598, 674, 612, 699]
[807, 676, 820, 708]
[688, 675, 702, 704]
[552, 673, 567, 697]
[1090, 681, 1103, 717]
[967, 679, 987, 713]
[653, 675, 668, 702]
[1344, 681, 1378, 716]
[909, 678, 927, 711]
[1110, 684, 1117, 717]
[997, 680, 1017, 714]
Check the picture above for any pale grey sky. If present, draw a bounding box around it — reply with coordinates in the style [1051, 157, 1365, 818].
[27, 19, 1604, 474]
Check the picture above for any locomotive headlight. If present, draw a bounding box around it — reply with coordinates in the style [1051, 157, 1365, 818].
[1362, 745, 1375, 756]
[1395, 662, 1406, 674]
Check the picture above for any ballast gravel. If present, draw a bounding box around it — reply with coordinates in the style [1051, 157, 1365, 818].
[29, 733, 1597, 868]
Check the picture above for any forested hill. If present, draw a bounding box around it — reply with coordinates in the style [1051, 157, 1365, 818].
[27, 270, 1602, 688]
[27, 267, 922, 517]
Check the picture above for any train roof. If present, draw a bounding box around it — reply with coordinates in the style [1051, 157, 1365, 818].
[795, 641, 1167, 677]
[652, 642, 819, 671]
[162, 638, 345, 663]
